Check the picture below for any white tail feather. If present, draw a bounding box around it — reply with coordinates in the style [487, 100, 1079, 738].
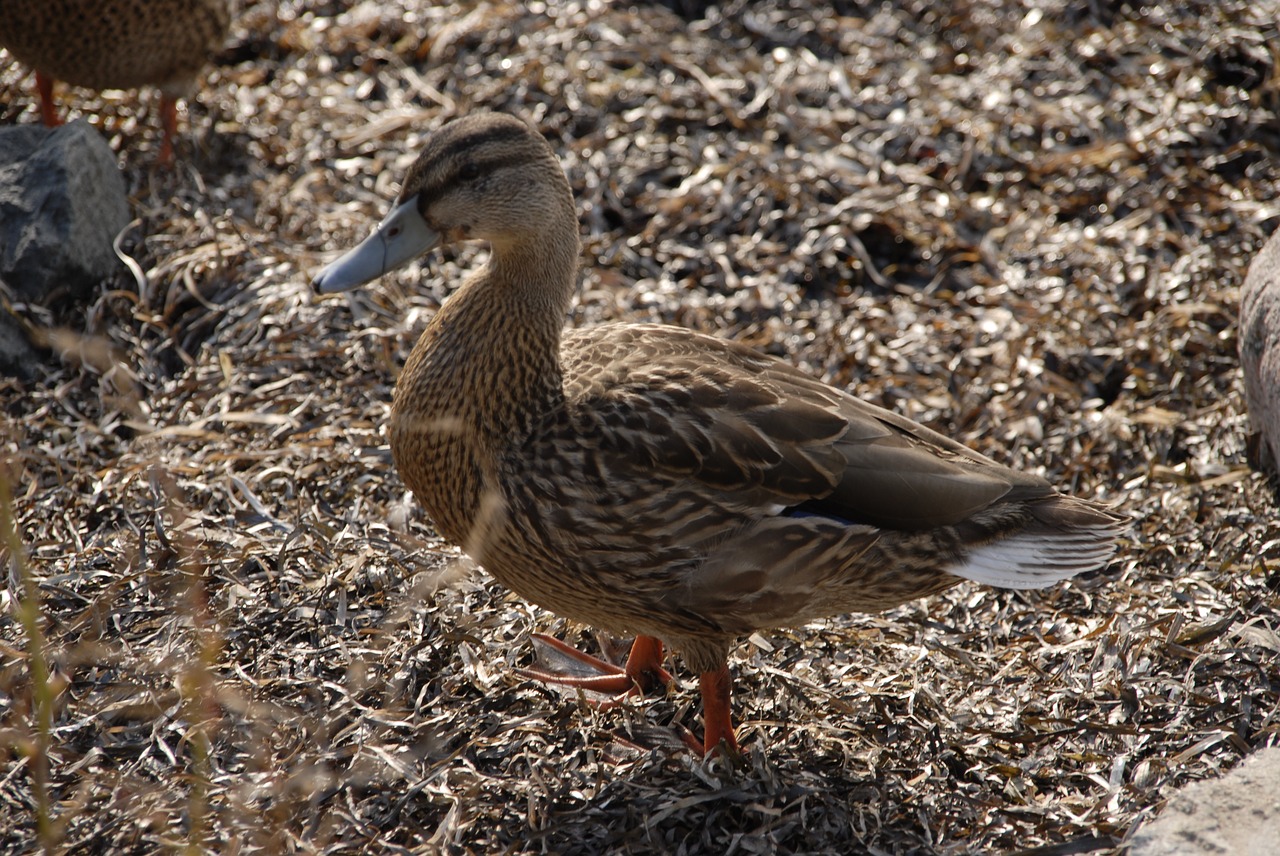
[945, 528, 1121, 589]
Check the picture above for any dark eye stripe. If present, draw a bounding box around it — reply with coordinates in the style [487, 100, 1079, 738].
[436, 124, 531, 164]
[411, 154, 533, 205]
[399, 117, 547, 206]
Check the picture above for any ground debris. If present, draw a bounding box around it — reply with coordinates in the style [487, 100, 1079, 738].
[2, 1, 1278, 853]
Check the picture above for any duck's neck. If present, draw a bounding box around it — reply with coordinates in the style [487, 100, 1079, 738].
[395, 238, 578, 442]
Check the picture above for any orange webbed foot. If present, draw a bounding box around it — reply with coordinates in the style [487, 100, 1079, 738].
[519, 633, 674, 709]
[520, 636, 743, 760]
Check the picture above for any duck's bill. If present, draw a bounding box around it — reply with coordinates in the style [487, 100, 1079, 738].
[313, 198, 440, 294]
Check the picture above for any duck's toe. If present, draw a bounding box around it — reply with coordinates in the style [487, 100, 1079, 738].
[518, 633, 674, 709]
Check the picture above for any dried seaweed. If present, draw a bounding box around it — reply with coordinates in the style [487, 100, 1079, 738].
[2, 0, 1279, 853]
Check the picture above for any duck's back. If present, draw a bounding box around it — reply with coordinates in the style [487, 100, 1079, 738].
[0, 0, 229, 94]
[555, 322, 1055, 530]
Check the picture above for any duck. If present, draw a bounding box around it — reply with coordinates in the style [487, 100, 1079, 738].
[0, 0, 231, 164]
[313, 112, 1127, 757]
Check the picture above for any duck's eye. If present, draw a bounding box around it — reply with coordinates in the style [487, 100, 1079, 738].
[459, 162, 481, 182]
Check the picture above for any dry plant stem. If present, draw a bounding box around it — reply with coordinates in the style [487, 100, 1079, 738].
[183, 576, 220, 853]
[1, 477, 55, 851]
[165, 492, 222, 854]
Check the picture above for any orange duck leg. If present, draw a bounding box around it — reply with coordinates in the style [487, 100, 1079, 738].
[33, 72, 178, 165]
[521, 633, 740, 757]
[521, 633, 674, 703]
[698, 665, 740, 756]
[157, 93, 178, 165]
[35, 71, 60, 126]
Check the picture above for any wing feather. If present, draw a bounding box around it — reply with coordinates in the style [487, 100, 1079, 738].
[562, 323, 1040, 526]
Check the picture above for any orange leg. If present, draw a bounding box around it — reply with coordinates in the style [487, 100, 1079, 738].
[698, 665, 740, 757]
[158, 94, 178, 166]
[36, 72, 61, 126]
[520, 633, 673, 707]
[521, 634, 742, 758]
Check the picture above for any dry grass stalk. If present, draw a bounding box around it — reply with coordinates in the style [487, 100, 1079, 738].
[1, 474, 55, 851]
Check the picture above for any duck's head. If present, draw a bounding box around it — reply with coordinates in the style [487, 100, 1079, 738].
[313, 112, 578, 294]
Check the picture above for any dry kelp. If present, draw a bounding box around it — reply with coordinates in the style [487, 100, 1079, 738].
[1, 1, 1278, 853]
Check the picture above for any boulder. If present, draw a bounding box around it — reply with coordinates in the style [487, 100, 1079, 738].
[0, 119, 129, 305]
[0, 119, 130, 378]
[1129, 746, 1280, 856]
[1240, 228, 1280, 474]
[0, 308, 40, 381]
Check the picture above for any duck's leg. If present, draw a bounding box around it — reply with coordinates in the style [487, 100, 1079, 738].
[697, 664, 740, 757]
[158, 94, 179, 166]
[36, 72, 61, 126]
[520, 633, 674, 708]
[523, 635, 740, 758]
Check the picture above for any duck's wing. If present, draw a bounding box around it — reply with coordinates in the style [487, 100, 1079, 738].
[561, 323, 1041, 530]
[546, 324, 1123, 638]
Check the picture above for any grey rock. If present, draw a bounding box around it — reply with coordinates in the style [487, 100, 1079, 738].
[1241, 228, 1280, 474]
[0, 119, 130, 305]
[0, 300, 40, 381]
[1129, 746, 1280, 856]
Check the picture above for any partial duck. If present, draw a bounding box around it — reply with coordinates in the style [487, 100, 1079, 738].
[313, 113, 1127, 757]
[0, 0, 230, 163]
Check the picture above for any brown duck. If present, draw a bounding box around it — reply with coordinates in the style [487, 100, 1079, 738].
[0, 0, 230, 163]
[314, 113, 1126, 756]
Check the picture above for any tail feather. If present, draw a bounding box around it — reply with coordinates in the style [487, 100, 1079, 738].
[946, 499, 1127, 589]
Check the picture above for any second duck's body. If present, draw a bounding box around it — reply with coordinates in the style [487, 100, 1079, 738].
[0, 0, 230, 161]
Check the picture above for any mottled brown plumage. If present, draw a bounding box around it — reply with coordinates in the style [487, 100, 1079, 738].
[0, 0, 230, 162]
[314, 113, 1127, 756]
